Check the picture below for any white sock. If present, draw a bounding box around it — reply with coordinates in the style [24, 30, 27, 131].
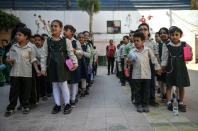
[81, 79, 86, 90]
[71, 83, 78, 101]
[60, 81, 70, 105]
[52, 82, 61, 106]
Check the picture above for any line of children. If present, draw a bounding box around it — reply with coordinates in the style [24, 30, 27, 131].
[115, 25, 191, 113]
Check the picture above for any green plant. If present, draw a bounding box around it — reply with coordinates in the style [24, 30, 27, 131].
[77, 0, 100, 38]
[0, 10, 20, 30]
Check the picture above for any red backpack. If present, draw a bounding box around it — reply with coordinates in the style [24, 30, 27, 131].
[107, 45, 115, 57]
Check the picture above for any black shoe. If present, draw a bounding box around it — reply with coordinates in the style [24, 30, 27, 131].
[157, 88, 161, 94]
[4, 110, 14, 117]
[64, 104, 72, 114]
[178, 104, 187, 112]
[85, 90, 89, 95]
[17, 105, 22, 111]
[107, 73, 110, 75]
[137, 105, 143, 113]
[22, 108, 30, 114]
[121, 83, 126, 86]
[42, 96, 48, 101]
[75, 98, 78, 103]
[167, 103, 173, 111]
[150, 101, 159, 107]
[47, 93, 52, 97]
[51, 105, 61, 114]
[143, 105, 150, 112]
[161, 94, 166, 102]
[70, 101, 76, 108]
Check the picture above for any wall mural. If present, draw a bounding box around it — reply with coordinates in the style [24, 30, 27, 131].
[34, 14, 51, 35]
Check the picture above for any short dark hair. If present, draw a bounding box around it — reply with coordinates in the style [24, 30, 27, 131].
[138, 23, 151, 37]
[34, 34, 43, 39]
[17, 27, 32, 40]
[51, 19, 63, 28]
[169, 26, 183, 35]
[155, 32, 160, 36]
[133, 32, 145, 41]
[159, 27, 169, 35]
[123, 35, 129, 40]
[64, 25, 76, 33]
[41, 33, 48, 37]
[83, 31, 89, 34]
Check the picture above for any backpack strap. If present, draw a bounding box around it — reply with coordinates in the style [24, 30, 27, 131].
[61, 38, 69, 59]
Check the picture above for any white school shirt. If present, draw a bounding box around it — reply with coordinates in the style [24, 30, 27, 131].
[9, 42, 37, 77]
[128, 47, 161, 79]
[161, 41, 182, 67]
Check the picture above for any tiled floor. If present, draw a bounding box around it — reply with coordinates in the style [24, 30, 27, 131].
[0, 67, 197, 131]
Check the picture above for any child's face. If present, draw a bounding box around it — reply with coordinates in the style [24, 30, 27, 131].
[159, 29, 169, 42]
[16, 32, 27, 44]
[155, 34, 161, 43]
[30, 37, 35, 44]
[123, 37, 129, 44]
[34, 37, 42, 48]
[170, 31, 182, 44]
[129, 33, 134, 43]
[51, 21, 62, 36]
[78, 34, 85, 44]
[139, 25, 149, 38]
[63, 29, 73, 38]
[134, 37, 144, 49]
[84, 32, 90, 41]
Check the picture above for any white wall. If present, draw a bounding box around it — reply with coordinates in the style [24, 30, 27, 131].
[4, 9, 198, 62]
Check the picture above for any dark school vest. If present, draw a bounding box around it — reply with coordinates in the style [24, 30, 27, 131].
[47, 38, 71, 82]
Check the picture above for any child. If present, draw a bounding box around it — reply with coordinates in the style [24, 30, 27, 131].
[5, 27, 40, 117]
[92, 46, 98, 77]
[77, 33, 91, 97]
[128, 32, 161, 113]
[83, 31, 93, 94]
[63, 25, 82, 107]
[119, 36, 129, 86]
[138, 23, 159, 106]
[158, 27, 170, 102]
[34, 34, 48, 101]
[41, 20, 78, 114]
[161, 26, 190, 112]
[115, 41, 122, 78]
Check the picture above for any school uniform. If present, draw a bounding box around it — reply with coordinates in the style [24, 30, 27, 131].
[128, 47, 161, 106]
[157, 41, 169, 82]
[161, 41, 190, 87]
[144, 39, 159, 104]
[68, 38, 83, 102]
[79, 42, 91, 95]
[119, 44, 127, 85]
[6, 42, 37, 111]
[41, 37, 78, 106]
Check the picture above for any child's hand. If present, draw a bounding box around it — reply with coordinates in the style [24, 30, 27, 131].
[6, 58, 15, 65]
[156, 69, 162, 75]
[71, 63, 78, 71]
[73, 49, 76, 53]
[37, 71, 41, 77]
[41, 70, 47, 76]
[161, 66, 166, 73]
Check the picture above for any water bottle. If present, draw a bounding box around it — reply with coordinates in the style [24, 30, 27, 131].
[172, 93, 179, 116]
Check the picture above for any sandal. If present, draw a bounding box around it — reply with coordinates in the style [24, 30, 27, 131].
[178, 104, 187, 112]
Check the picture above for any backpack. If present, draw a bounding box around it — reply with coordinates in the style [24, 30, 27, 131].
[107, 45, 115, 57]
[183, 42, 193, 61]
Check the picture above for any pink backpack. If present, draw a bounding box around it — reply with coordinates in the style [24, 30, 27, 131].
[65, 58, 74, 71]
[183, 43, 192, 61]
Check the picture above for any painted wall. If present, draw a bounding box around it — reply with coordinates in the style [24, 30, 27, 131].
[3, 9, 198, 62]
